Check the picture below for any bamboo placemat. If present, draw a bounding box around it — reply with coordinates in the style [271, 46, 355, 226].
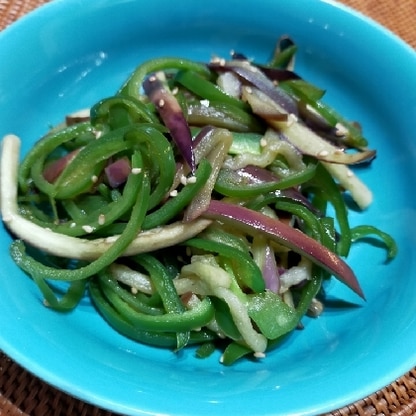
[0, 1, 415, 415]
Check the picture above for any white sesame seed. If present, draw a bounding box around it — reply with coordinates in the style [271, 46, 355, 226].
[131, 287, 138, 295]
[318, 150, 329, 157]
[245, 86, 253, 94]
[158, 99, 165, 108]
[200, 99, 210, 107]
[169, 189, 178, 197]
[219, 58, 226, 67]
[82, 225, 94, 234]
[70, 222, 76, 228]
[287, 113, 298, 126]
[260, 138, 267, 147]
[180, 174, 188, 186]
[171, 87, 179, 95]
[131, 167, 142, 175]
[94, 130, 103, 139]
[186, 175, 197, 184]
[91, 175, 98, 183]
[98, 214, 105, 225]
[346, 169, 354, 178]
[254, 351, 266, 359]
[335, 122, 348, 136]
[149, 75, 157, 82]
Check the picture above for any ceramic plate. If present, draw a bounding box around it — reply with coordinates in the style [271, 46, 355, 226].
[0, 1, 415, 415]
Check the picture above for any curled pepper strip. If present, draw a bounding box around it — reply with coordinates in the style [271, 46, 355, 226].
[9, 151, 150, 283]
[183, 237, 265, 293]
[89, 277, 216, 348]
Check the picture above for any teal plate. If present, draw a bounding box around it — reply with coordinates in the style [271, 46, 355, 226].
[0, 1, 415, 415]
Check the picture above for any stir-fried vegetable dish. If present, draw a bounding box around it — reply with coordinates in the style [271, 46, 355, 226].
[0, 37, 397, 364]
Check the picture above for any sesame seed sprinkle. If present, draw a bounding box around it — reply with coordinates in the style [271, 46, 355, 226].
[260, 138, 267, 147]
[180, 174, 188, 186]
[82, 225, 94, 234]
[318, 150, 329, 157]
[98, 214, 106, 225]
[169, 189, 178, 197]
[131, 167, 142, 175]
[158, 99, 165, 108]
[335, 122, 348, 136]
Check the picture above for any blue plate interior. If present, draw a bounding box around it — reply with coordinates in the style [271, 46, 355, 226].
[0, 1, 415, 415]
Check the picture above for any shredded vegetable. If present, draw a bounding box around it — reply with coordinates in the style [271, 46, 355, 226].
[0, 37, 397, 365]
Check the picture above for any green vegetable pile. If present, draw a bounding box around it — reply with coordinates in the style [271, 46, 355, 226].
[0, 37, 396, 364]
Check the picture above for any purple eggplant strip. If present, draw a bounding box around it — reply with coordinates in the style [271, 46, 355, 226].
[209, 60, 298, 116]
[203, 200, 365, 299]
[143, 74, 195, 172]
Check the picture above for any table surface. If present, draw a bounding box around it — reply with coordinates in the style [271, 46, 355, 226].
[0, 1, 415, 415]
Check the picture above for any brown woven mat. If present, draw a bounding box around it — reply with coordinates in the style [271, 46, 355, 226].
[0, 1, 415, 415]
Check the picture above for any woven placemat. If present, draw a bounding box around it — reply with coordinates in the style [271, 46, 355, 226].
[0, 1, 415, 415]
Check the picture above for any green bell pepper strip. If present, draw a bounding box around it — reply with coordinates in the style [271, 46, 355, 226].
[222, 269, 324, 365]
[33, 278, 87, 312]
[228, 132, 263, 155]
[199, 226, 251, 256]
[20, 152, 145, 237]
[132, 252, 193, 349]
[273, 199, 324, 243]
[210, 297, 242, 341]
[97, 278, 215, 333]
[247, 290, 299, 340]
[350, 225, 398, 260]
[268, 41, 298, 69]
[132, 253, 185, 315]
[183, 237, 265, 293]
[124, 126, 176, 210]
[174, 70, 249, 111]
[18, 122, 95, 193]
[10, 152, 150, 283]
[118, 57, 211, 99]
[186, 100, 265, 133]
[195, 342, 216, 359]
[279, 80, 368, 149]
[304, 162, 352, 257]
[294, 267, 324, 319]
[97, 270, 164, 316]
[35, 125, 135, 199]
[90, 95, 159, 129]
[318, 216, 337, 253]
[89, 278, 216, 348]
[141, 159, 212, 230]
[221, 342, 253, 366]
[214, 161, 316, 198]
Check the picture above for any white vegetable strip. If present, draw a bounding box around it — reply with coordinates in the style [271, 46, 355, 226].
[181, 260, 267, 353]
[0, 134, 211, 260]
[242, 86, 373, 209]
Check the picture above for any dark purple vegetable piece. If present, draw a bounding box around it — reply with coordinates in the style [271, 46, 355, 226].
[143, 74, 195, 172]
[105, 156, 131, 188]
[209, 61, 298, 115]
[203, 200, 365, 299]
